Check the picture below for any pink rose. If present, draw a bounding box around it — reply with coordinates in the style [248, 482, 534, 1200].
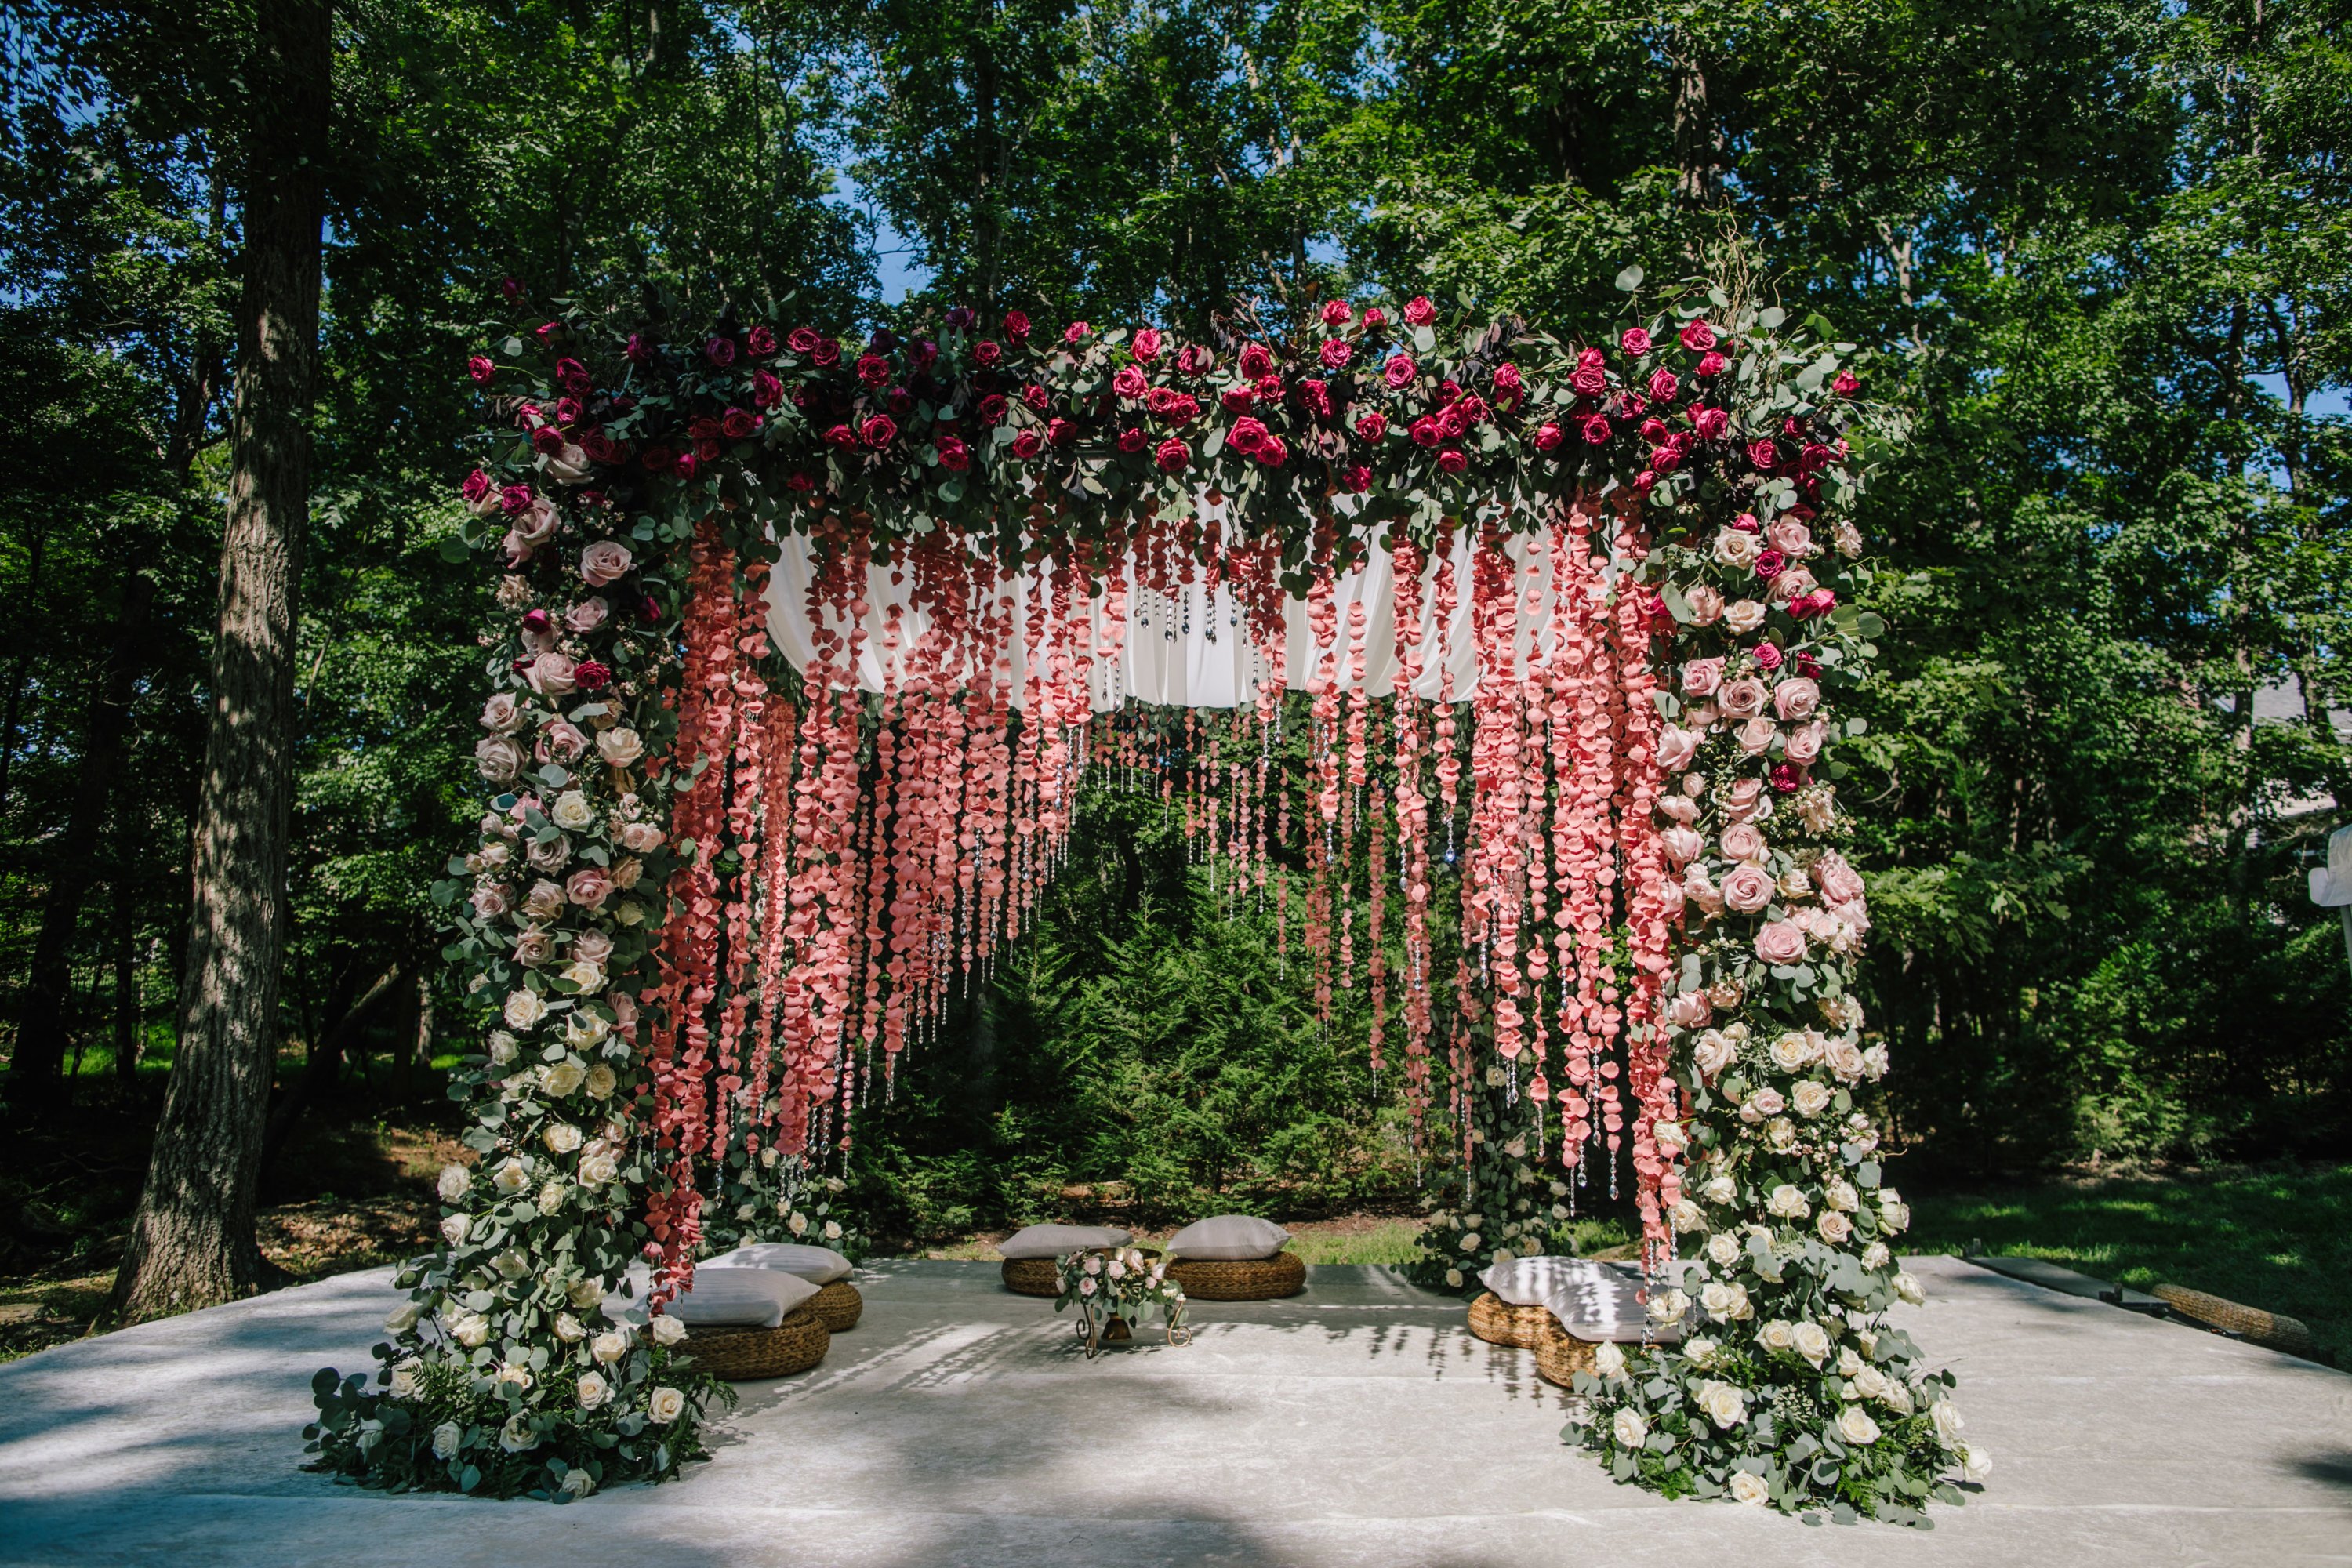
[1782, 720, 1826, 765]
[1683, 585, 1724, 625]
[1696, 350, 1727, 377]
[1679, 320, 1717, 351]
[619, 822, 665, 854]
[528, 652, 578, 695]
[1747, 437, 1780, 472]
[1534, 421, 1564, 452]
[1402, 295, 1437, 326]
[1815, 853, 1866, 906]
[1719, 677, 1766, 717]
[1736, 716, 1778, 756]
[579, 539, 633, 586]
[572, 928, 615, 967]
[481, 692, 524, 733]
[1723, 778, 1766, 822]
[1693, 407, 1728, 440]
[1132, 327, 1163, 361]
[1320, 338, 1353, 369]
[1258, 434, 1289, 466]
[512, 928, 555, 967]
[1768, 517, 1813, 555]
[1722, 864, 1775, 914]
[1621, 327, 1653, 357]
[1666, 990, 1712, 1029]
[539, 720, 588, 763]
[470, 883, 510, 919]
[1655, 725, 1700, 771]
[1720, 821, 1766, 862]
[566, 867, 613, 909]
[1753, 920, 1809, 965]
[1112, 365, 1148, 399]
[1001, 310, 1030, 342]
[1679, 657, 1723, 698]
[1063, 320, 1090, 344]
[1773, 677, 1821, 721]
[1384, 354, 1417, 389]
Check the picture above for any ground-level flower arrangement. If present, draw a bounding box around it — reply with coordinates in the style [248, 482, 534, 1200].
[1055, 1246, 1191, 1356]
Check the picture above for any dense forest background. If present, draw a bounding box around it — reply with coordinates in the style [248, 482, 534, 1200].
[1, 0, 2347, 1264]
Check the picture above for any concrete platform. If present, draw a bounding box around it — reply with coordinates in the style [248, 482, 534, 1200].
[0, 1255, 2345, 1566]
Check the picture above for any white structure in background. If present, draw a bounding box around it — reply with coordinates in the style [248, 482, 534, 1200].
[2311, 822, 2352, 975]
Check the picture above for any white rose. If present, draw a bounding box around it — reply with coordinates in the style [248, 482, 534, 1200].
[492, 1156, 530, 1196]
[541, 1058, 587, 1098]
[1766, 1184, 1811, 1220]
[1459, 1232, 1481, 1252]
[1768, 1031, 1812, 1071]
[550, 790, 596, 830]
[1932, 1400, 1966, 1446]
[1723, 597, 1767, 633]
[431, 1421, 462, 1459]
[1835, 1403, 1882, 1446]
[552, 1312, 586, 1344]
[1882, 1377, 1916, 1416]
[1961, 1445, 1993, 1483]
[1668, 1200, 1705, 1234]
[436, 1164, 472, 1203]
[385, 1300, 425, 1334]
[1882, 1200, 1911, 1233]
[1791, 1320, 1831, 1367]
[1443, 1269, 1464, 1289]
[566, 1276, 604, 1309]
[1612, 1406, 1648, 1446]
[786, 1210, 810, 1236]
[440, 1214, 470, 1247]
[503, 989, 549, 1031]
[1825, 1178, 1859, 1213]
[1791, 1080, 1834, 1117]
[1705, 1232, 1740, 1267]
[543, 1121, 583, 1155]
[493, 1358, 533, 1392]
[597, 728, 644, 768]
[563, 960, 605, 994]
[1728, 1470, 1770, 1506]
[586, 1063, 617, 1099]
[1824, 1036, 1866, 1081]
[1702, 1174, 1736, 1205]
[488, 1030, 519, 1065]
[1853, 1366, 1890, 1401]
[561, 1468, 597, 1498]
[578, 1149, 618, 1186]
[1758, 1319, 1795, 1352]
[1817, 1210, 1853, 1244]
[575, 1370, 612, 1410]
[1700, 1280, 1751, 1322]
[1862, 1240, 1892, 1269]
[446, 1310, 489, 1348]
[651, 1313, 687, 1345]
[1682, 1335, 1719, 1368]
[1647, 1288, 1690, 1325]
[822, 1220, 843, 1241]
[499, 1414, 538, 1453]
[387, 1358, 423, 1399]
[538, 1182, 566, 1215]
[646, 1385, 687, 1425]
[565, 1010, 610, 1050]
[1894, 1271, 1926, 1306]
[590, 1330, 630, 1364]
[1696, 1380, 1747, 1429]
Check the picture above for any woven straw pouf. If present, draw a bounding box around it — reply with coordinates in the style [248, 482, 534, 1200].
[1467, 1290, 1559, 1349]
[1165, 1250, 1306, 1301]
[685, 1308, 830, 1380]
[1533, 1323, 1602, 1388]
[1000, 1257, 1062, 1297]
[810, 1279, 863, 1332]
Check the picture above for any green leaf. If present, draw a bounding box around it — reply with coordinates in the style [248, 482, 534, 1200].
[1615, 264, 1645, 292]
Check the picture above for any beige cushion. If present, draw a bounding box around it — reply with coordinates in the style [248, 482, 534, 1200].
[997, 1223, 1131, 1260]
[1166, 1214, 1290, 1261]
[1481, 1256, 1679, 1344]
[666, 1265, 820, 1327]
[706, 1243, 855, 1284]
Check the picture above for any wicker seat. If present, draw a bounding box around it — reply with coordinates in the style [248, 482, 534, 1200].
[2152, 1283, 2318, 1358]
[1467, 1290, 1557, 1349]
[685, 1308, 830, 1380]
[1533, 1322, 1602, 1388]
[1165, 1250, 1306, 1301]
[810, 1279, 863, 1332]
[1000, 1257, 1062, 1297]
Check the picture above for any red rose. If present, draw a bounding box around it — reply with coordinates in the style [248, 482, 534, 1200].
[1747, 437, 1780, 471]
[1795, 650, 1821, 677]
[786, 472, 815, 492]
[1362, 307, 1388, 329]
[1492, 363, 1523, 406]
[975, 339, 1003, 366]
[674, 451, 699, 478]
[1320, 338, 1353, 369]
[1062, 320, 1090, 343]
[1220, 385, 1256, 413]
[500, 483, 533, 513]
[1403, 295, 1436, 326]
[706, 336, 736, 366]
[746, 326, 776, 355]
[1695, 350, 1727, 377]
[637, 445, 673, 471]
[1240, 343, 1273, 379]
[1800, 441, 1834, 472]
[1570, 365, 1608, 397]
[1693, 407, 1728, 440]
[1770, 762, 1805, 793]
[460, 469, 492, 503]
[787, 328, 821, 354]
[1003, 310, 1031, 342]
[1581, 414, 1613, 445]
[1752, 641, 1784, 671]
[1320, 299, 1353, 327]
[721, 408, 758, 440]
[1410, 416, 1440, 448]
[1300, 379, 1333, 419]
[1132, 327, 1163, 362]
[1112, 365, 1148, 399]
[1436, 448, 1468, 474]
[1753, 548, 1785, 579]
[1154, 436, 1190, 472]
[1646, 367, 1679, 404]
[1023, 383, 1051, 412]
[979, 393, 1008, 423]
[1011, 429, 1042, 459]
[1356, 411, 1388, 442]
[1832, 369, 1859, 396]
[574, 660, 612, 690]
[753, 371, 783, 408]
[861, 414, 897, 448]
[853, 353, 888, 387]
[823, 423, 857, 448]
[1117, 426, 1146, 452]
[468, 355, 495, 384]
[1343, 464, 1370, 492]
[811, 338, 840, 367]
[1229, 416, 1269, 454]
[1679, 320, 1717, 351]
[1620, 327, 1653, 357]
[937, 434, 971, 471]
[625, 334, 654, 365]
[1256, 434, 1288, 466]
[1534, 422, 1564, 452]
[1383, 354, 1417, 390]
[532, 426, 564, 455]
[1047, 416, 1075, 446]
[1176, 345, 1211, 376]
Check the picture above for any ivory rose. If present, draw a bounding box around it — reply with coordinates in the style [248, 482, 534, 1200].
[503, 989, 549, 1029]
[1696, 1380, 1748, 1429]
[475, 736, 524, 783]
[1729, 1472, 1770, 1505]
[578, 1149, 618, 1186]
[1612, 1407, 1647, 1446]
[597, 728, 644, 767]
[551, 790, 595, 829]
[1713, 528, 1762, 568]
[1836, 1404, 1882, 1446]
[1722, 598, 1766, 634]
[575, 1370, 612, 1410]
[651, 1315, 687, 1345]
[590, 1330, 629, 1364]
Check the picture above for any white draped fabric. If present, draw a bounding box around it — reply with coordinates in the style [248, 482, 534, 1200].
[768, 512, 1609, 710]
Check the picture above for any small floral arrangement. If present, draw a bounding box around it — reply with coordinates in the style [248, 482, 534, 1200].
[1053, 1245, 1189, 1355]
[698, 1139, 869, 1261]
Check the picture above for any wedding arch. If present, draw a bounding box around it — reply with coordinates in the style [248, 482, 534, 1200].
[303, 276, 1977, 1522]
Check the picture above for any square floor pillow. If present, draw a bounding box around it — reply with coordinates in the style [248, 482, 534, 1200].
[1479, 1254, 1611, 1308]
[997, 1223, 1132, 1259]
[706, 1243, 855, 1284]
[667, 1265, 820, 1327]
[1166, 1214, 1290, 1261]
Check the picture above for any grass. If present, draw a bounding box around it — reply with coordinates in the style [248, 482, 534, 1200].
[1905, 1163, 2352, 1366]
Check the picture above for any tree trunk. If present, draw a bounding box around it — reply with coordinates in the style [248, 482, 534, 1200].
[9, 568, 158, 1098]
[397, 968, 434, 1098]
[112, 0, 329, 1324]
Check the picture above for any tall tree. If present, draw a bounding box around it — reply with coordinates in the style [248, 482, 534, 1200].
[114, 0, 331, 1320]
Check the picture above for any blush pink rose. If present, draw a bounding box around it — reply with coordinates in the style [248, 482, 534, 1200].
[1814, 853, 1867, 906]
[1656, 725, 1700, 771]
[1768, 517, 1813, 555]
[1736, 716, 1778, 757]
[1681, 658, 1724, 698]
[1783, 720, 1827, 765]
[528, 652, 578, 695]
[565, 597, 608, 633]
[1720, 821, 1766, 862]
[1719, 677, 1767, 717]
[470, 883, 510, 919]
[1666, 990, 1712, 1029]
[1722, 863, 1776, 914]
[539, 720, 588, 763]
[1773, 677, 1821, 721]
[1754, 920, 1809, 964]
[565, 867, 613, 908]
[572, 929, 615, 966]
[619, 822, 665, 853]
[1682, 585, 1725, 626]
[475, 735, 524, 782]
[580, 539, 633, 586]
[481, 692, 524, 733]
[1661, 825, 1705, 864]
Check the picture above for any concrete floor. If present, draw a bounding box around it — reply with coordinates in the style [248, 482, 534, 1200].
[0, 1256, 2345, 1567]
